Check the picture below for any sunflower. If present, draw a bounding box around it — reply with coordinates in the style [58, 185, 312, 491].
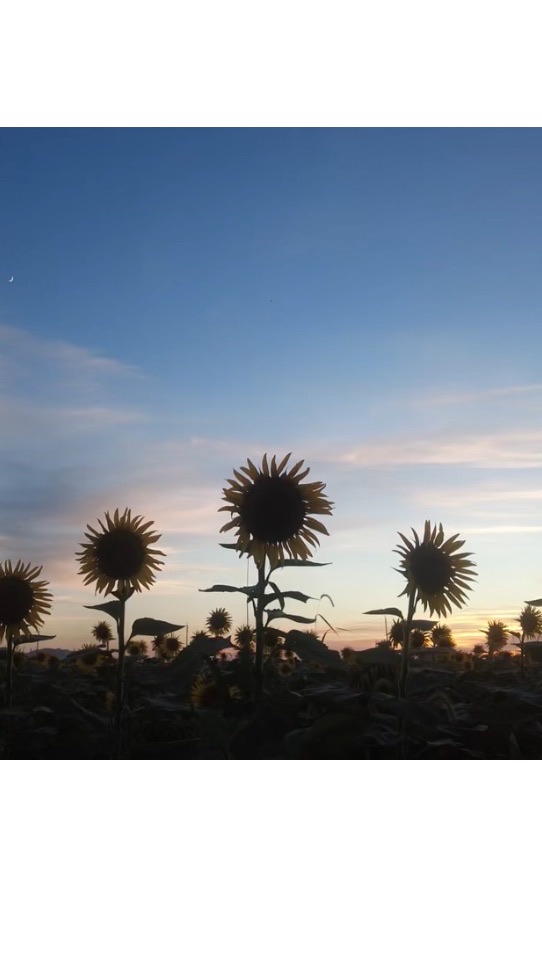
[518, 604, 542, 640]
[341, 646, 356, 663]
[431, 623, 455, 649]
[29, 651, 57, 669]
[190, 629, 210, 644]
[206, 608, 232, 636]
[219, 454, 333, 568]
[410, 628, 428, 649]
[394, 521, 476, 618]
[482, 620, 509, 657]
[234, 625, 255, 649]
[92, 620, 114, 649]
[388, 619, 406, 648]
[0, 560, 52, 641]
[75, 650, 103, 673]
[127, 639, 147, 657]
[76, 508, 164, 596]
[153, 634, 181, 660]
[190, 676, 222, 709]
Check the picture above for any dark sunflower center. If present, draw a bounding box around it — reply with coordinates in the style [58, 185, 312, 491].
[95, 529, 145, 579]
[0, 575, 34, 625]
[241, 476, 306, 544]
[409, 544, 453, 595]
[166, 638, 178, 651]
[82, 652, 98, 665]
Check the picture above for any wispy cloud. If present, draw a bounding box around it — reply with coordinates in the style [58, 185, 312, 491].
[421, 383, 542, 406]
[310, 430, 542, 469]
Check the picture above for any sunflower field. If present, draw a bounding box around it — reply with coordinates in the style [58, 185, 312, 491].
[2, 454, 542, 759]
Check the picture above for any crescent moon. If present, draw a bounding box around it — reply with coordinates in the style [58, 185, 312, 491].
[8, 276, 14, 283]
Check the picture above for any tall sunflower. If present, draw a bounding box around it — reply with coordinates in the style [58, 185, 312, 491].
[394, 521, 476, 618]
[0, 560, 52, 641]
[219, 454, 333, 568]
[76, 508, 164, 596]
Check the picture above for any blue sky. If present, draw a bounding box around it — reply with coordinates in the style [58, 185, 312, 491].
[2, 127, 542, 650]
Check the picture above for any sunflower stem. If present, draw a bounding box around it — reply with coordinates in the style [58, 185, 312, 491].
[254, 562, 267, 697]
[114, 595, 127, 742]
[6, 628, 14, 709]
[399, 590, 417, 700]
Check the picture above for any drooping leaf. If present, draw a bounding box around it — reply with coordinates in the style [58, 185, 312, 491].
[267, 581, 285, 610]
[263, 590, 316, 607]
[364, 608, 404, 618]
[410, 619, 438, 631]
[316, 613, 337, 633]
[284, 629, 342, 666]
[266, 610, 317, 624]
[84, 600, 123, 622]
[525, 598, 542, 606]
[129, 618, 185, 640]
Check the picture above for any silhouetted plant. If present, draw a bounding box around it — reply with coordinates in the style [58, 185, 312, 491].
[91, 620, 114, 651]
[0, 560, 52, 708]
[365, 521, 476, 701]
[512, 603, 542, 675]
[481, 620, 509, 659]
[206, 608, 232, 636]
[431, 623, 455, 649]
[76, 508, 166, 734]
[203, 454, 334, 696]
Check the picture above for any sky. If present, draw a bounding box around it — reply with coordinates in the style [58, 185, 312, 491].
[2, 127, 542, 651]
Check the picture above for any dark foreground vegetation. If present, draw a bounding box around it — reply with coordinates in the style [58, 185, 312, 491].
[3, 638, 542, 759]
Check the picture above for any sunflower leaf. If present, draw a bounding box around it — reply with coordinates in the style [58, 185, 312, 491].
[199, 584, 257, 596]
[128, 618, 185, 640]
[268, 560, 330, 573]
[84, 600, 124, 622]
[266, 610, 318, 624]
[364, 608, 404, 618]
[525, 598, 542, 606]
[15, 634, 57, 646]
[264, 590, 316, 607]
[283, 629, 341, 666]
[315, 613, 337, 633]
[410, 619, 438, 631]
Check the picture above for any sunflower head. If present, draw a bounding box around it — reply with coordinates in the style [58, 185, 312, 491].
[153, 634, 181, 661]
[76, 650, 104, 673]
[76, 508, 165, 596]
[410, 628, 428, 649]
[234, 625, 255, 650]
[190, 630, 210, 644]
[482, 620, 509, 656]
[92, 621, 114, 645]
[518, 604, 542, 640]
[190, 676, 222, 709]
[394, 521, 476, 618]
[0, 560, 52, 642]
[206, 607, 232, 636]
[388, 619, 406, 648]
[431, 623, 455, 648]
[219, 454, 333, 568]
[29, 650, 57, 670]
[127, 639, 147, 657]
